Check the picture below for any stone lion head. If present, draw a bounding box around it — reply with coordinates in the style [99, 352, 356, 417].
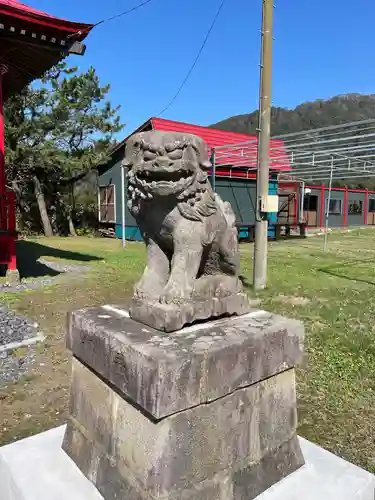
[124, 131, 217, 221]
[123, 131, 212, 196]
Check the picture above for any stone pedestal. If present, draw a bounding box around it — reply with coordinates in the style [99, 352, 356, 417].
[63, 305, 305, 500]
[129, 292, 251, 332]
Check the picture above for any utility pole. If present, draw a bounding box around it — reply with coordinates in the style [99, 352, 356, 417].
[253, 0, 274, 290]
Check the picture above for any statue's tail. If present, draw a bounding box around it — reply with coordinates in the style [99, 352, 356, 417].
[214, 193, 236, 227]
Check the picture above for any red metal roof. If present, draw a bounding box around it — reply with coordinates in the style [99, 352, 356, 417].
[109, 117, 291, 174]
[151, 117, 258, 149]
[0, 0, 92, 34]
[150, 118, 290, 172]
[1, 0, 57, 19]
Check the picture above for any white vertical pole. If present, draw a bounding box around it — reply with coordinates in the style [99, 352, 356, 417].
[323, 157, 334, 251]
[121, 165, 126, 248]
[299, 181, 305, 223]
[211, 148, 216, 192]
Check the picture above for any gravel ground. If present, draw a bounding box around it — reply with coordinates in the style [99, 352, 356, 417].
[0, 307, 41, 386]
[0, 259, 90, 293]
[0, 307, 38, 346]
[0, 260, 89, 384]
[0, 346, 38, 386]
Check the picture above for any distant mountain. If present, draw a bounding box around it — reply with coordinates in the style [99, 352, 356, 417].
[211, 93, 375, 136]
[211, 94, 375, 188]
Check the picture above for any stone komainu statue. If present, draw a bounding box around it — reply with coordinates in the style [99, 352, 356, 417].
[123, 131, 244, 310]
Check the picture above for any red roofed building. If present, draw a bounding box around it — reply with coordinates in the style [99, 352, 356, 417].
[0, 0, 93, 280]
[98, 117, 293, 241]
[111, 117, 290, 174]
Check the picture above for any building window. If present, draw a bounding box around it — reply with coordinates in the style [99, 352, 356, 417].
[99, 185, 115, 222]
[325, 198, 342, 215]
[369, 199, 375, 213]
[348, 200, 363, 215]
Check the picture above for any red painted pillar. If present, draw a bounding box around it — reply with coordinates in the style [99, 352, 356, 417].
[343, 185, 348, 226]
[365, 189, 369, 225]
[0, 65, 6, 195]
[0, 65, 6, 197]
[319, 183, 325, 229]
[8, 192, 15, 232]
[0, 65, 7, 233]
[0, 65, 18, 277]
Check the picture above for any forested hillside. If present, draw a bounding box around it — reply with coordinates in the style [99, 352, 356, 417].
[211, 94, 375, 188]
[211, 94, 375, 136]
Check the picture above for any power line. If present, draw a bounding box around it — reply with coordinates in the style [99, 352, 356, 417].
[93, 0, 154, 28]
[67, 0, 154, 38]
[157, 0, 227, 117]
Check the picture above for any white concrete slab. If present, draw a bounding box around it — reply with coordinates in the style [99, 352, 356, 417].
[257, 437, 375, 500]
[0, 426, 102, 500]
[0, 426, 374, 500]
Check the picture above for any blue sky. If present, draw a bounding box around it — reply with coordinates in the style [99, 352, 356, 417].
[28, 0, 375, 136]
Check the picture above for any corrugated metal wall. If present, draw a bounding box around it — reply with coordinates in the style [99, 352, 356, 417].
[216, 178, 256, 225]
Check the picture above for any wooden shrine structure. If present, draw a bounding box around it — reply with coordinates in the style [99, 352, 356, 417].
[0, 0, 93, 280]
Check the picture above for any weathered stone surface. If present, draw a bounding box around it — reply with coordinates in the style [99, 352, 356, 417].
[63, 358, 302, 498]
[64, 423, 225, 500]
[63, 423, 143, 500]
[130, 293, 250, 332]
[233, 436, 305, 500]
[67, 306, 304, 419]
[124, 131, 249, 332]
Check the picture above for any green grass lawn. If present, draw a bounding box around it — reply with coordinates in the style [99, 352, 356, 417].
[1, 230, 375, 473]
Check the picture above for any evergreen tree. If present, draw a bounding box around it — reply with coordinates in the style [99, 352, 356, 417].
[5, 63, 124, 235]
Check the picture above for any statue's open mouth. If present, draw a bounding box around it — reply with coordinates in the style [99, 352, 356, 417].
[136, 169, 192, 184]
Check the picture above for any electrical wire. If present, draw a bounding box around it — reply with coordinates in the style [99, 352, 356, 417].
[67, 0, 154, 38]
[94, 0, 153, 26]
[156, 0, 227, 117]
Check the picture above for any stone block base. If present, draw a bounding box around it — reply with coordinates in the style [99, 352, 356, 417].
[62, 358, 304, 500]
[67, 307, 304, 420]
[129, 292, 251, 332]
[1, 426, 375, 500]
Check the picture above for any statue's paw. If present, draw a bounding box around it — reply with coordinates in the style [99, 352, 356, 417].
[159, 284, 189, 305]
[214, 277, 242, 298]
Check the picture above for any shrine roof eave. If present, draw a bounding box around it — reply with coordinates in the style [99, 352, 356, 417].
[0, 1, 94, 100]
[0, 0, 93, 37]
